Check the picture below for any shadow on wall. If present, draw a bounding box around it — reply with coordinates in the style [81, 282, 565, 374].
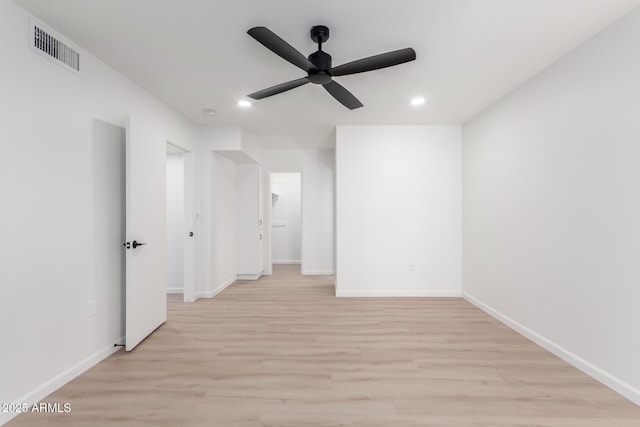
[92, 119, 126, 339]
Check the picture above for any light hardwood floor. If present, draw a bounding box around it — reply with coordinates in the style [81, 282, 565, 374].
[9, 265, 640, 426]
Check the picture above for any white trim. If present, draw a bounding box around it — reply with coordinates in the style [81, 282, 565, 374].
[166, 287, 184, 294]
[179, 148, 196, 304]
[336, 290, 461, 297]
[196, 275, 236, 299]
[237, 273, 263, 281]
[462, 292, 640, 406]
[302, 270, 335, 276]
[272, 260, 301, 265]
[0, 337, 124, 425]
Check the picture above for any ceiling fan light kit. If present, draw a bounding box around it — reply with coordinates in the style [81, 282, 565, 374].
[247, 25, 416, 110]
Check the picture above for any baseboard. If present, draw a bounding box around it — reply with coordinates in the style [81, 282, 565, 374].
[196, 275, 236, 299]
[336, 289, 461, 297]
[272, 260, 301, 265]
[462, 291, 640, 406]
[1, 336, 124, 426]
[166, 287, 184, 294]
[302, 270, 335, 276]
[237, 273, 263, 281]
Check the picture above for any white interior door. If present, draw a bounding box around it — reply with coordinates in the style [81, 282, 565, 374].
[125, 116, 167, 351]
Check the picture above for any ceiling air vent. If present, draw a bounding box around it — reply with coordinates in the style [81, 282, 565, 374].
[30, 18, 81, 74]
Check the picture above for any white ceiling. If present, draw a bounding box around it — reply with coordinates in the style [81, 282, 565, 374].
[15, 0, 640, 148]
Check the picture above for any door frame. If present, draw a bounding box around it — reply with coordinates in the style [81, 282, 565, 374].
[166, 142, 196, 303]
[265, 170, 303, 275]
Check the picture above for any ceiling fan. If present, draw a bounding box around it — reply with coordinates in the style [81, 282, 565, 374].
[246, 25, 416, 110]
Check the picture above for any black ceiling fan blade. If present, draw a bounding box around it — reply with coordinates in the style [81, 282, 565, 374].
[248, 77, 310, 100]
[248, 27, 315, 72]
[323, 80, 363, 110]
[330, 47, 416, 76]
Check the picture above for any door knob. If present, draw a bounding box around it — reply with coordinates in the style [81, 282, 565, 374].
[189, 232, 194, 237]
[132, 240, 146, 249]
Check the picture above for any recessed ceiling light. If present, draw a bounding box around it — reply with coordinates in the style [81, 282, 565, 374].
[410, 97, 425, 106]
[238, 100, 252, 108]
[203, 108, 217, 116]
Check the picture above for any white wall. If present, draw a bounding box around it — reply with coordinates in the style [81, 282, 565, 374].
[198, 125, 269, 295]
[262, 149, 335, 275]
[198, 126, 240, 299]
[463, 7, 640, 405]
[198, 126, 268, 293]
[166, 153, 184, 292]
[271, 173, 302, 264]
[0, 2, 200, 423]
[336, 126, 462, 297]
[207, 153, 237, 296]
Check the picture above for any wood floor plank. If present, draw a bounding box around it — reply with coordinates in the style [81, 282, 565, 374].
[8, 265, 640, 426]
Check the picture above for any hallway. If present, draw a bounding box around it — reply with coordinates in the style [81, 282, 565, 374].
[9, 265, 640, 426]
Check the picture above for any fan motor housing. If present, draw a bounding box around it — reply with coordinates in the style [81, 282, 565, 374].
[308, 69, 331, 84]
[308, 51, 332, 71]
[307, 50, 332, 84]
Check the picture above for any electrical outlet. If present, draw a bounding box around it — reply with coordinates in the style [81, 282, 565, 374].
[408, 263, 415, 271]
[87, 299, 96, 316]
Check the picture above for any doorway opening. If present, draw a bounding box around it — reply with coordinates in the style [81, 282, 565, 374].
[270, 172, 302, 272]
[166, 143, 195, 302]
